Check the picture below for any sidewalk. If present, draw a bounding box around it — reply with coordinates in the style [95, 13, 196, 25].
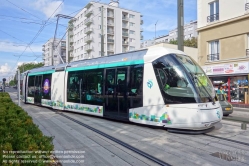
[231, 103, 249, 108]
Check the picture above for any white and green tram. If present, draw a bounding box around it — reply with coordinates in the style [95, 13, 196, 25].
[21, 46, 223, 132]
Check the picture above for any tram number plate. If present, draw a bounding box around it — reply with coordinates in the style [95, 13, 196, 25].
[225, 108, 231, 110]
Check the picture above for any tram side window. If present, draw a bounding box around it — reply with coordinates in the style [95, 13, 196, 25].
[67, 71, 81, 103]
[82, 69, 103, 105]
[42, 74, 52, 100]
[28, 76, 35, 97]
[129, 65, 143, 108]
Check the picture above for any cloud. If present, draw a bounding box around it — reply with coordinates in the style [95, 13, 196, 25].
[0, 41, 42, 54]
[33, 0, 64, 18]
[0, 63, 12, 79]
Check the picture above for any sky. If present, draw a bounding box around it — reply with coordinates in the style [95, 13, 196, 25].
[0, 0, 197, 81]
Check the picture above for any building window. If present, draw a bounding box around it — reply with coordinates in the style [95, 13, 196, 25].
[99, 25, 101, 29]
[208, 0, 219, 22]
[99, 7, 102, 11]
[129, 14, 135, 18]
[129, 38, 135, 42]
[130, 22, 135, 26]
[130, 30, 135, 34]
[129, 46, 135, 51]
[208, 40, 219, 61]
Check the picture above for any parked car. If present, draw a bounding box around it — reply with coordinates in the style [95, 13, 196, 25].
[0, 86, 3, 92]
[216, 93, 233, 116]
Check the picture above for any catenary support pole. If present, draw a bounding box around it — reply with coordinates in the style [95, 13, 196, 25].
[17, 69, 20, 106]
[177, 0, 184, 51]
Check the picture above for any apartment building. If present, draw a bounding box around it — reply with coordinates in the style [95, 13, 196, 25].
[168, 20, 198, 41]
[42, 38, 66, 66]
[66, 1, 143, 62]
[140, 20, 197, 48]
[198, 0, 249, 105]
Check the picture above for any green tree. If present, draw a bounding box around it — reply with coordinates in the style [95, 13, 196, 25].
[169, 37, 198, 48]
[11, 62, 44, 84]
[9, 80, 15, 86]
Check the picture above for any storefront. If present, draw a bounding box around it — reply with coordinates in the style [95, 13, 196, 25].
[202, 62, 249, 105]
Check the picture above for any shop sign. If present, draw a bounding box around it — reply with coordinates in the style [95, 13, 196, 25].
[202, 62, 249, 75]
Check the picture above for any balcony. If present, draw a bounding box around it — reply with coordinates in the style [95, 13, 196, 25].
[122, 32, 128, 37]
[61, 46, 66, 50]
[107, 13, 114, 18]
[85, 2, 92, 9]
[207, 53, 219, 61]
[84, 37, 93, 43]
[246, 3, 249, 11]
[68, 26, 73, 31]
[140, 28, 143, 32]
[122, 17, 129, 21]
[107, 39, 114, 43]
[84, 45, 93, 52]
[42, 48, 45, 51]
[122, 41, 129, 45]
[69, 46, 74, 51]
[84, 18, 93, 25]
[140, 20, 143, 25]
[107, 48, 114, 52]
[85, 10, 93, 17]
[122, 49, 128, 53]
[107, 30, 114, 35]
[84, 28, 93, 34]
[246, 49, 249, 56]
[140, 35, 144, 40]
[207, 13, 219, 22]
[122, 25, 128, 29]
[107, 22, 114, 26]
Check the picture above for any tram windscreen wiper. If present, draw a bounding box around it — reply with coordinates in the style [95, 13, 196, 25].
[192, 74, 215, 105]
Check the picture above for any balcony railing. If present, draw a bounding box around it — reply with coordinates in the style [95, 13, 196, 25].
[122, 32, 129, 37]
[107, 14, 114, 18]
[107, 22, 114, 26]
[84, 37, 93, 43]
[84, 10, 93, 17]
[246, 49, 249, 56]
[140, 20, 143, 25]
[84, 18, 93, 25]
[107, 39, 114, 43]
[107, 31, 114, 34]
[207, 13, 219, 22]
[122, 25, 128, 29]
[246, 3, 249, 11]
[122, 41, 129, 45]
[122, 17, 129, 21]
[207, 53, 220, 61]
[84, 28, 93, 34]
[84, 45, 93, 52]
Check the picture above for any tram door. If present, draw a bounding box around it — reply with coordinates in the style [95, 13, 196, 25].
[34, 75, 42, 105]
[105, 68, 128, 119]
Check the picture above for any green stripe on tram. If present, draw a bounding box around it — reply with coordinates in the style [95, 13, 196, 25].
[28, 70, 55, 76]
[66, 60, 144, 72]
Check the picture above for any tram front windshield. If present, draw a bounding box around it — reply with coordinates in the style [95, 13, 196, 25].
[175, 54, 215, 103]
[153, 54, 214, 104]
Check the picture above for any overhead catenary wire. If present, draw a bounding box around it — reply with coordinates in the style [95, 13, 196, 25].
[4, 0, 42, 20]
[4, 0, 65, 77]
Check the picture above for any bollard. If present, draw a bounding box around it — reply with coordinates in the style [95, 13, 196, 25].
[241, 123, 247, 130]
